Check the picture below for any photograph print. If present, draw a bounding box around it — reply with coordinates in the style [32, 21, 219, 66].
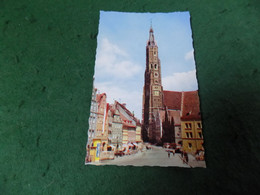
[85, 11, 206, 168]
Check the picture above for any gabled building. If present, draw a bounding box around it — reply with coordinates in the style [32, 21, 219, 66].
[116, 102, 136, 145]
[115, 101, 142, 145]
[86, 93, 111, 163]
[88, 87, 98, 142]
[135, 122, 142, 143]
[110, 103, 123, 150]
[86, 87, 98, 163]
[181, 91, 203, 154]
[95, 93, 109, 151]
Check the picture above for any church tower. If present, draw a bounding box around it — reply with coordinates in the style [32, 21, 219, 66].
[142, 26, 164, 143]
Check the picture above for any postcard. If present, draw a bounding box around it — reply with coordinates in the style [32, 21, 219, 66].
[85, 11, 206, 168]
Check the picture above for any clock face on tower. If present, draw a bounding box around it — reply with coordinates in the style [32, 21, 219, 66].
[154, 72, 158, 77]
[153, 91, 159, 96]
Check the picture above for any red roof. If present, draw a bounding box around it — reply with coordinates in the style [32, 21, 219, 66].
[96, 93, 106, 106]
[108, 104, 115, 116]
[115, 101, 140, 123]
[163, 91, 182, 110]
[181, 91, 201, 121]
[119, 113, 136, 128]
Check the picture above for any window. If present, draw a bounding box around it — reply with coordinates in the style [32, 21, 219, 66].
[188, 143, 192, 148]
[186, 132, 192, 138]
[198, 132, 202, 138]
[197, 123, 201, 129]
[154, 64, 157, 69]
[185, 123, 192, 129]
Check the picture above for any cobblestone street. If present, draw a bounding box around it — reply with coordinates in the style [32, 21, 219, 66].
[88, 146, 206, 168]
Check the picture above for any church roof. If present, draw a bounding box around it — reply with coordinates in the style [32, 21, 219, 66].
[163, 90, 201, 121]
[181, 90, 201, 121]
[163, 90, 182, 110]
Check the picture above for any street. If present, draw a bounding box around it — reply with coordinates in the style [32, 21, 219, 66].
[88, 146, 206, 168]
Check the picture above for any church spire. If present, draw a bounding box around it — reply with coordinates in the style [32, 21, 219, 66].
[148, 25, 156, 46]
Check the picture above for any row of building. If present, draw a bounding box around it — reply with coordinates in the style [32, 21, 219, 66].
[86, 26, 205, 164]
[86, 87, 142, 163]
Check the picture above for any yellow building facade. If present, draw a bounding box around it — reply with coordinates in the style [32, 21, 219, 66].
[181, 120, 203, 154]
[89, 139, 101, 162]
[122, 129, 128, 145]
[135, 125, 142, 143]
[88, 93, 110, 162]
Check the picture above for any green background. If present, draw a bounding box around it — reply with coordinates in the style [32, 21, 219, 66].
[1, 0, 259, 194]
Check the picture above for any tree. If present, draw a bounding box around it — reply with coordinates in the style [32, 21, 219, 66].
[161, 110, 175, 143]
[141, 124, 149, 142]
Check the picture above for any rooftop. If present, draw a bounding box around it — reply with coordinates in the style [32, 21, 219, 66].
[181, 90, 201, 121]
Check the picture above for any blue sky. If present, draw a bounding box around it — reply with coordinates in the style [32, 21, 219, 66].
[94, 11, 198, 120]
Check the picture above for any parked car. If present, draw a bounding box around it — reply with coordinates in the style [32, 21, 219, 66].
[115, 151, 125, 157]
[169, 143, 177, 149]
[163, 143, 170, 148]
[175, 146, 182, 153]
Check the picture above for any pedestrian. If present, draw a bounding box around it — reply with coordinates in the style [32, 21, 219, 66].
[182, 151, 186, 164]
[184, 152, 189, 163]
[195, 150, 199, 161]
[168, 151, 170, 158]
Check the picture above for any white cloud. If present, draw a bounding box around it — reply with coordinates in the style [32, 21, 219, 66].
[95, 38, 141, 78]
[95, 82, 143, 120]
[162, 69, 198, 91]
[185, 49, 194, 61]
